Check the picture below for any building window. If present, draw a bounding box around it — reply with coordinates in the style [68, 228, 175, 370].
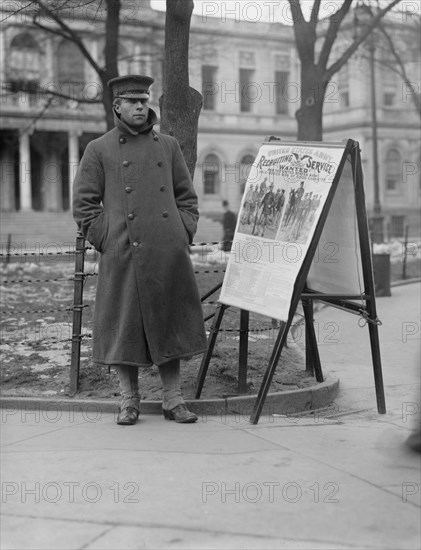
[239, 154, 255, 194]
[8, 33, 41, 98]
[384, 92, 396, 106]
[156, 57, 165, 100]
[58, 40, 85, 103]
[118, 43, 132, 75]
[240, 68, 254, 113]
[202, 65, 218, 111]
[273, 53, 290, 114]
[239, 51, 255, 114]
[418, 156, 421, 194]
[340, 91, 350, 107]
[385, 149, 402, 192]
[203, 154, 220, 195]
[382, 65, 397, 107]
[390, 215, 405, 238]
[274, 71, 289, 114]
[338, 63, 350, 108]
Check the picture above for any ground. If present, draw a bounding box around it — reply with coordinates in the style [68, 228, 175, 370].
[1, 242, 420, 401]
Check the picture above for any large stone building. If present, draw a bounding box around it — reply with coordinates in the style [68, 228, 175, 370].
[1, 0, 420, 244]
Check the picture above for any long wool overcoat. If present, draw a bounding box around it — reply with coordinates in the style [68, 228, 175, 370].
[73, 109, 207, 367]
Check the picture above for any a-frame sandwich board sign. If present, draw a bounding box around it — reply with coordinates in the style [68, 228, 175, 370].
[217, 137, 385, 424]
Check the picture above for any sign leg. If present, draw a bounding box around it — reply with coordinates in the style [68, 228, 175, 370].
[250, 321, 290, 424]
[367, 318, 386, 413]
[302, 299, 324, 382]
[352, 144, 386, 413]
[195, 303, 228, 398]
[238, 309, 249, 394]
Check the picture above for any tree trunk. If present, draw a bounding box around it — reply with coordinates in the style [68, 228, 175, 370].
[101, 79, 115, 131]
[296, 66, 327, 142]
[159, 0, 202, 179]
[102, 0, 121, 131]
[288, 0, 402, 142]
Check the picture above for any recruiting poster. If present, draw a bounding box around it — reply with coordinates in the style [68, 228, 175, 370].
[219, 140, 347, 321]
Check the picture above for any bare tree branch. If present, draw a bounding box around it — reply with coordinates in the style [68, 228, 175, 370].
[376, 18, 421, 115]
[20, 96, 53, 136]
[1, 82, 102, 104]
[289, 0, 405, 140]
[288, 0, 316, 63]
[317, 0, 352, 73]
[325, 0, 402, 80]
[0, 1, 38, 23]
[309, 0, 322, 25]
[32, 0, 103, 76]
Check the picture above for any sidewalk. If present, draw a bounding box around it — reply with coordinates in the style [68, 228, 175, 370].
[1, 283, 420, 550]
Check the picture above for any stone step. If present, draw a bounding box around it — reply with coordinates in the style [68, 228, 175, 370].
[1, 213, 76, 251]
[0, 211, 224, 250]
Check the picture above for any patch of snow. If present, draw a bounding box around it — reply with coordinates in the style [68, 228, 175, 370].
[30, 363, 54, 372]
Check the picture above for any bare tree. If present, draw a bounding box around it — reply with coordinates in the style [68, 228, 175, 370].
[289, 0, 402, 141]
[375, 14, 421, 116]
[159, 0, 202, 178]
[30, 0, 120, 130]
[4, 0, 202, 172]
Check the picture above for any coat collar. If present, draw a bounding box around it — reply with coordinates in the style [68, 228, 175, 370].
[114, 107, 158, 136]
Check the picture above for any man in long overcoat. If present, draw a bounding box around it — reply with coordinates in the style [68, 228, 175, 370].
[221, 200, 237, 251]
[73, 75, 207, 425]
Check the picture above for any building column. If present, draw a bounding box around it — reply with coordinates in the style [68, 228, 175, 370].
[19, 131, 32, 211]
[134, 44, 143, 73]
[44, 37, 55, 89]
[68, 130, 81, 205]
[0, 29, 5, 89]
[0, 146, 16, 211]
[42, 150, 63, 211]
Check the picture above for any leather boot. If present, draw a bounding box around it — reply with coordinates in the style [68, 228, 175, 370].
[162, 404, 198, 423]
[117, 407, 139, 425]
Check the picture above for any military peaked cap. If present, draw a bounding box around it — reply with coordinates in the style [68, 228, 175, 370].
[107, 74, 154, 99]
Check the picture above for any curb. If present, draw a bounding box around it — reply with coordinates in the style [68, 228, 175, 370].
[390, 277, 421, 287]
[0, 376, 339, 420]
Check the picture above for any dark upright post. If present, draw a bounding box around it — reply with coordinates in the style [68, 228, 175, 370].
[302, 298, 324, 382]
[352, 144, 386, 413]
[238, 309, 249, 393]
[195, 303, 229, 398]
[70, 232, 86, 395]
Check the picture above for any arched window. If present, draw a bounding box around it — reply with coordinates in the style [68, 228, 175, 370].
[57, 40, 85, 101]
[203, 154, 220, 195]
[8, 33, 41, 88]
[239, 154, 255, 194]
[385, 149, 401, 192]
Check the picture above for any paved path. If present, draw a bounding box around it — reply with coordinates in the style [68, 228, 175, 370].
[1, 283, 420, 550]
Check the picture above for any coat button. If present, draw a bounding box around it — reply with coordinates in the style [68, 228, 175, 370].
[125, 186, 132, 193]
[123, 160, 129, 167]
[128, 213, 134, 220]
[153, 135, 159, 141]
[162, 211, 168, 218]
[119, 137, 126, 144]
[132, 241, 139, 247]
[157, 161, 163, 167]
[160, 186, 166, 192]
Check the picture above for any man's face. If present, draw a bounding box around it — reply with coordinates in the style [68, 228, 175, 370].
[115, 98, 150, 128]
